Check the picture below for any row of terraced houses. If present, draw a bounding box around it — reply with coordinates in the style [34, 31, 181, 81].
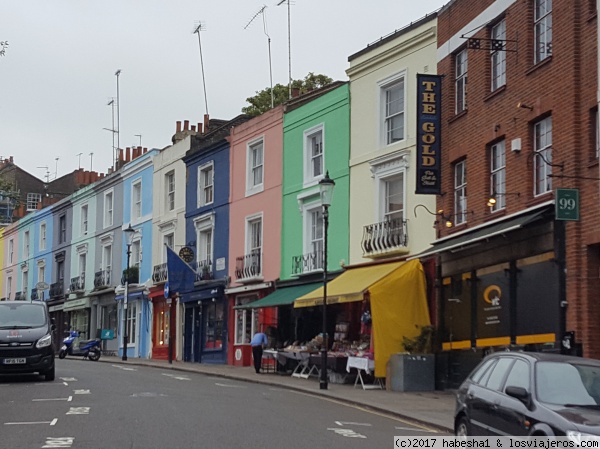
[2, 0, 599, 388]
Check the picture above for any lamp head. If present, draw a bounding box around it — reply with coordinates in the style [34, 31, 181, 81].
[318, 171, 335, 208]
[124, 224, 135, 245]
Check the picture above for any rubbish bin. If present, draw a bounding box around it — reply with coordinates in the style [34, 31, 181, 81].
[387, 353, 435, 392]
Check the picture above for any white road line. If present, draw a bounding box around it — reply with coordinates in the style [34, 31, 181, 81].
[5, 421, 54, 425]
[214, 382, 246, 388]
[50, 418, 57, 426]
[395, 426, 439, 433]
[335, 421, 372, 427]
[32, 398, 71, 402]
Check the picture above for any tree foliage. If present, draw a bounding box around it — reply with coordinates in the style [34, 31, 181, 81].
[242, 72, 334, 117]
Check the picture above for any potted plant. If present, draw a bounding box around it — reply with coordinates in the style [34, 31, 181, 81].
[387, 325, 436, 392]
[122, 266, 139, 284]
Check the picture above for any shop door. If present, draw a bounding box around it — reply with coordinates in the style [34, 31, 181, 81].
[200, 299, 226, 363]
[183, 307, 193, 362]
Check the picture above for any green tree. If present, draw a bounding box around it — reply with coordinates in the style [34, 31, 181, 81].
[242, 72, 333, 117]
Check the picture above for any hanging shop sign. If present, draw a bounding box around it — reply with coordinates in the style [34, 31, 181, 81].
[415, 73, 442, 195]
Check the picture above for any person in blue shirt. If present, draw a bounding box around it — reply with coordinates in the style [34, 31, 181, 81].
[250, 331, 268, 374]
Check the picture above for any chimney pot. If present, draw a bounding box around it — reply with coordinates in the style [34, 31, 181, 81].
[126, 147, 131, 162]
[204, 114, 209, 132]
[184, 120, 189, 131]
[191, 125, 196, 132]
[198, 123, 203, 134]
[176, 121, 182, 133]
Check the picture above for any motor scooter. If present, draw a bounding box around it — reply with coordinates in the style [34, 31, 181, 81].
[58, 330, 101, 361]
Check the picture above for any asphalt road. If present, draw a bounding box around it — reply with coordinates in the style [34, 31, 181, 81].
[1, 358, 448, 449]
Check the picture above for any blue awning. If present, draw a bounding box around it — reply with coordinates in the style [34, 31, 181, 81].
[115, 291, 147, 302]
[180, 286, 224, 304]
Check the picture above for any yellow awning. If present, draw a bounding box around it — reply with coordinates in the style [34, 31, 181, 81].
[294, 261, 404, 308]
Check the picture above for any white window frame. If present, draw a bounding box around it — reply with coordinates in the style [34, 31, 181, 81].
[491, 19, 506, 91]
[38, 264, 46, 286]
[534, 116, 553, 196]
[40, 222, 47, 250]
[165, 171, 175, 212]
[6, 276, 12, 300]
[455, 48, 468, 114]
[126, 302, 137, 345]
[104, 190, 114, 228]
[8, 238, 14, 264]
[163, 233, 174, 263]
[246, 138, 264, 196]
[383, 174, 405, 223]
[59, 215, 67, 243]
[301, 203, 324, 272]
[81, 204, 89, 236]
[24, 230, 30, 259]
[197, 162, 214, 207]
[194, 214, 214, 265]
[234, 295, 258, 345]
[490, 140, 506, 212]
[534, 0, 552, 64]
[303, 124, 325, 186]
[78, 252, 87, 277]
[22, 270, 28, 296]
[102, 244, 112, 274]
[26, 192, 41, 211]
[454, 160, 467, 225]
[131, 240, 141, 271]
[132, 180, 142, 219]
[380, 72, 406, 146]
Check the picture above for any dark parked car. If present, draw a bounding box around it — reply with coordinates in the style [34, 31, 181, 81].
[454, 351, 600, 437]
[0, 300, 55, 381]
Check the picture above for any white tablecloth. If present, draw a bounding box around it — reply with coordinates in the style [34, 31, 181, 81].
[346, 356, 374, 374]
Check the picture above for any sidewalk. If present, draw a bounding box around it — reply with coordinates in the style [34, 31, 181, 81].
[98, 355, 456, 433]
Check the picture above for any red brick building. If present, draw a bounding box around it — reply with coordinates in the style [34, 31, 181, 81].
[417, 0, 598, 387]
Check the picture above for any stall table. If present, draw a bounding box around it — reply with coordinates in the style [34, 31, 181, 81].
[263, 350, 317, 378]
[346, 356, 383, 390]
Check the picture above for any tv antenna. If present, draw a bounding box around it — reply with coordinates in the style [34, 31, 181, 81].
[89, 152, 94, 171]
[37, 166, 50, 183]
[103, 98, 118, 170]
[135, 134, 142, 147]
[244, 5, 274, 108]
[192, 21, 209, 116]
[54, 157, 59, 179]
[277, 0, 294, 99]
[76, 153, 83, 169]
[115, 70, 122, 167]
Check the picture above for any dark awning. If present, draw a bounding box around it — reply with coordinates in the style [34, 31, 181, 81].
[414, 207, 549, 258]
[234, 282, 322, 310]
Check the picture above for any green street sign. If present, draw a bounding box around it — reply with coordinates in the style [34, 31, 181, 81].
[555, 188, 579, 221]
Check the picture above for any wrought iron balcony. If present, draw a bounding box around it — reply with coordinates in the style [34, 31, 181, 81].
[69, 274, 85, 293]
[49, 281, 64, 298]
[190, 259, 213, 282]
[152, 263, 168, 284]
[291, 251, 323, 276]
[31, 289, 38, 300]
[94, 270, 112, 289]
[235, 250, 262, 282]
[361, 218, 408, 257]
[14, 291, 25, 301]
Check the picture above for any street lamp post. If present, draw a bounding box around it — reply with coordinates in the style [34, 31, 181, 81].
[318, 171, 335, 390]
[122, 224, 135, 361]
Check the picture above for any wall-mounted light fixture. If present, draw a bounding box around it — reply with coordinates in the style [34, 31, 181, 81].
[516, 101, 534, 111]
[414, 204, 453, 228]
[486, 191, 521, 207]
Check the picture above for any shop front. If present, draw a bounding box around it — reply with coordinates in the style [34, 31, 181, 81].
[181, 284, 227, 364]
[63, 297, 92, 340]
[115, 290, 152, 359]
[48, 301, 66, 353]
[91, 291, 119, 355]
[416, 205, 563, 389]
[149, 286, 175, 360]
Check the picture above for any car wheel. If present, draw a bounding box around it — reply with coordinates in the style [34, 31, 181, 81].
[455, 417, 471, 437]
[43, 365, 55, 382]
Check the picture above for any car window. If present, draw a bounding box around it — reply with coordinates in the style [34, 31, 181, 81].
[485, 357, 514, 391]
[0, 304, 47, 328]
[471, 359, 496, 385]
[536, 361, 597, 406]
[504, 359, 530, 392]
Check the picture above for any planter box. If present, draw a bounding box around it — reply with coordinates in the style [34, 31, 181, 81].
[387, 353, 435, 392]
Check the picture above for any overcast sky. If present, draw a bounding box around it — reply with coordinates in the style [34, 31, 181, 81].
[1, 0, 447, 180]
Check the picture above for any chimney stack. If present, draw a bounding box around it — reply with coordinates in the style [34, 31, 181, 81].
[184, 120, 189, 131]
[176, 121, 182, 133]
[204, 114, 209, 132]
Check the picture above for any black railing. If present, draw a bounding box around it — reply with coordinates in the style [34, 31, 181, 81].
[235, 251, 262, 280]
[49, 281, 64, 298]
[152, 263, 168, 284]
[361, 218, 408, 256]
[69, 274, 85, 292]
[190, 259, 213, 281]
[94, 270, 111, 289]
[291, 251, 323, 276]
[31, 289, 38, 300]
[14, 291, 25, 301]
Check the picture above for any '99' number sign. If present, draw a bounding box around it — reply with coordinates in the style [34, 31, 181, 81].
[555, 188, 579, 221]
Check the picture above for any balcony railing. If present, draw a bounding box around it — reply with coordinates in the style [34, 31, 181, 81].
[152, 263, 168, 284]
[291, 251, 323, 276]
[31, 289, 38, 300]
[190, 259, 213, 282]
[14, 291, 25, 301]
[49, 281, 64, 298]
[361, 218, 408, 256]
[69, 274, 85, 293]
[235, 250, 262, 282]
[94, 270, 111, 289]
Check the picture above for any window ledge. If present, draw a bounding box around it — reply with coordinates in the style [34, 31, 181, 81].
[448, 109, 468, 124]
[525, 56, 552, 76]
[483, 85, 506, 103]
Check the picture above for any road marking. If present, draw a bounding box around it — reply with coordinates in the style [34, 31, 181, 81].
[161, 373, 190, 381]
[327, 428, 367, 438]
[66, 407, 89, 415]
[4, 420, 55, 425]
[215, 382, 246, 388]
[335, 421, 372, 427]
[42, 436, 74, 448]
[59, 377, 77, 382]
[73, 389, 90, 395]
[33, 397, 72, 402]
[50, 419, 58, 426]
[112, 364, 137, 371]
[395, 426, 439, 433]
